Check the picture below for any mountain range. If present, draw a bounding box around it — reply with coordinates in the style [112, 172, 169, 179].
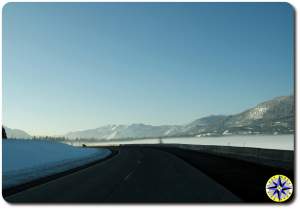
[4, 126, 32, 139]
[3, 96, 294, 140]
[65, 95, 294, 140]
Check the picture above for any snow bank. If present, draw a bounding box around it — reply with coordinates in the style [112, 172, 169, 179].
[2, 139, 111, 189]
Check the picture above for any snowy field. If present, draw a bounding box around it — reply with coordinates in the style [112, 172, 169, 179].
[162, 135, 294, 150]
[67, 135, 294, 151]
[2, 139, 111, 189]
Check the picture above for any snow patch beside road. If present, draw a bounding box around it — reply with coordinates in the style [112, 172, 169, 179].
[2, 139, 111, 189]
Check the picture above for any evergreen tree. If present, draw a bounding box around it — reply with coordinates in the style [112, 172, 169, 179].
[2, 126, 7, 139]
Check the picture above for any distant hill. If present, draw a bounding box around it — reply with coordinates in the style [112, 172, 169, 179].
[66, 124, 182, 140]
[4, 127, 32, 139]
[65, 95, 294, 140]
[184, 96, 294, 136]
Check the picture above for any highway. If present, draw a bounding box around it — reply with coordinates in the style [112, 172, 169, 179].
[5, 146, 293, 203]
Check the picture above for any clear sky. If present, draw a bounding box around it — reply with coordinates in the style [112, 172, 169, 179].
[2, 3, 294, 136]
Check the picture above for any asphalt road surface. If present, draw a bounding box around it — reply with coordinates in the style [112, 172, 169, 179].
[5, 146, 241, 203]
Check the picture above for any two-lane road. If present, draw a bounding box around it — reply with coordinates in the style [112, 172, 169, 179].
[5, 146, 240, 203]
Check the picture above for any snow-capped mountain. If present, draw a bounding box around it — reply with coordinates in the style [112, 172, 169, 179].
[225, 96, 293, 127]
[4, 127, 32, 139]
[185, 96, 294, 136]
[65, 124, 182, 140]
[65, 95, 294, 140]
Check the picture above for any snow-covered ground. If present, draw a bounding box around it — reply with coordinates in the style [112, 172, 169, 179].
[163, 135, 294, 150]
[2, 139, 111, 189]
[67, 135, 294, 151]
[66, 138, 160, 147]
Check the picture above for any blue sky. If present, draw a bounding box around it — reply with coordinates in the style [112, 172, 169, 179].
[3, 3, 294, 135]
